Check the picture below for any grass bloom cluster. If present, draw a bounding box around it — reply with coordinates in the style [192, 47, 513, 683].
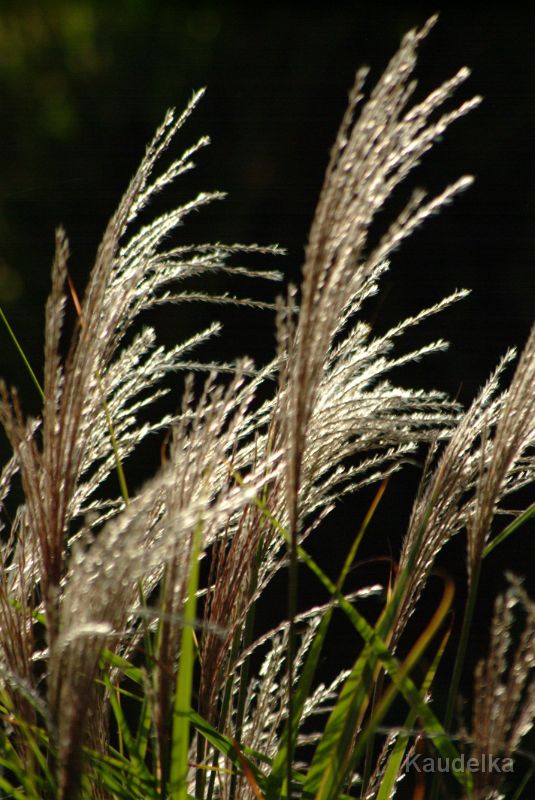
[0, 16, 533, 800]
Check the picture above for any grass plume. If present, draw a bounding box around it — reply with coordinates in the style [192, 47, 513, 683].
[0, 16, 533, 800]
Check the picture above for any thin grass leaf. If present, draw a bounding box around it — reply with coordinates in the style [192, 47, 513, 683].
[188, 709, 269, 782]
[87, 748, 160, 800]
[351, 574, 454, 793]
[483, 501, 535, 557]
[244, 482, 471, 796]
[374, 625, 451, 800]
[265, 479, 388, 797]
[168, 519, 203, 800]
[0, 772, 31, 800]
[0, 306, 44, 402]
[103, 671, 154, 785]
[300, 551, 469, 793]
[100, 648, 146, 686]
[230, 737, 266, 800]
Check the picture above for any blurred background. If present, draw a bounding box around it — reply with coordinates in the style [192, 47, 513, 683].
[0, 0, 533, 756]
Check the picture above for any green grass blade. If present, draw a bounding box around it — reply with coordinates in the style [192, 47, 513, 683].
[87, 747, 161, 800]
[239, 481, 469, 797]
[239, 477, 471, 796]
[360, 571, 453, 792]
[189, 708, 266, 787]
[168, 519, 203, 800]
[0, 690, 54, 796]
[266, 610, 336, 798]
[0, 734, 42, 798]
[299, 559, 467, 798]
[136, 693, 153, 763]
[483, 501, 535, 557]
[278, 527, 469, 796]
[0, 771, 32, 800]
[103, 672, 154, 784]
[376, 624, 451, 800]
[301, 610, 466, 799]
[303, 642, 379, 798]
[100, 648, 145, 684]
[0, 306, 44, 402]
[265, 480, 388, 797]
[15, 723, 54, 792]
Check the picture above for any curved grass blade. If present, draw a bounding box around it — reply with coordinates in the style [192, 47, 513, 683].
[355, 577, 453, 796]
[231, 737, 266, 800]
[299, 563, 468, 798]
[265, 479, 389, 798]
[242, 480, 471, 797]
[375, 624, 452, 800]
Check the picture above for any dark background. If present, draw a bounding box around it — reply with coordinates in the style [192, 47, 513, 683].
[0, 1, 533, 789]
[0, 4, 533, 399]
